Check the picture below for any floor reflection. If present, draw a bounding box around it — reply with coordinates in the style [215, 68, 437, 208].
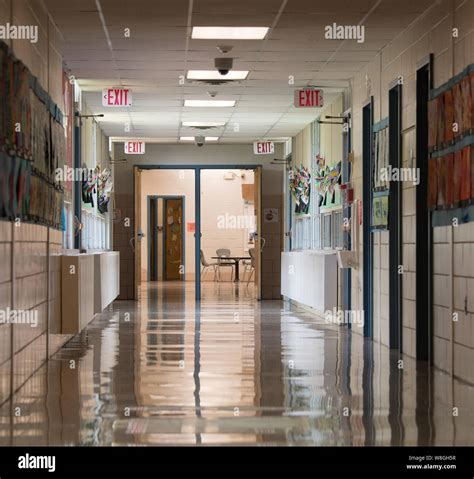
[0, 281, 473, 445]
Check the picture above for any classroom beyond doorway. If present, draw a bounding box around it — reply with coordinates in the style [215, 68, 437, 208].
[134, 164, 263, 301]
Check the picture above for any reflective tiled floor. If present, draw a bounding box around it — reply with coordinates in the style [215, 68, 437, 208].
[1, 281, 474, 446]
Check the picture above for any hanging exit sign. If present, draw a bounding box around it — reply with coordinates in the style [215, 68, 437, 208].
[124, 140, 145, 154]
[253, 141, 274, 155]
[294, 88, 324, 108]
[102, 88, 133, 107]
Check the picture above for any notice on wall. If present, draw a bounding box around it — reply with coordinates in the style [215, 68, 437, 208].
[187, 222, 195, 233]
[264, 208, 279, 223]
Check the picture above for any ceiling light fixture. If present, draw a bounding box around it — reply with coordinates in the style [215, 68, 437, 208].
[182, 121, 226, 127]
[184, 100, 235, 107]
[187, 70, 248, 81]
[191, 27, 269, 40]
[180, 136, 218, 141]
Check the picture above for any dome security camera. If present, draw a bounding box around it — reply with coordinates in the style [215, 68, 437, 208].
[195, 135, 205, 147]
[215, 57, 233, 76]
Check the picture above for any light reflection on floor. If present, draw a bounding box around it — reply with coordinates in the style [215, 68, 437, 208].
[1, 281, 473, 446]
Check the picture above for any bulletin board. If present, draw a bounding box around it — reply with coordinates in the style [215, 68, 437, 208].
[428, 63, 474, 226]
[0, 40, 65, 230]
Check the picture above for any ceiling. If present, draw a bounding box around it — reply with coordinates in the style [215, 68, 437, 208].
[44, 0, 433, 144]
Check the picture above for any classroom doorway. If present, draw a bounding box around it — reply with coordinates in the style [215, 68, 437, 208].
[134, 165, 262, 301]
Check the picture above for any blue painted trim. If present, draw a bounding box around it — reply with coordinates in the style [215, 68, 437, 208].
[136, 164, 260, 170]
[429, 134, 474, 158]
[373, 189, 390, 198]
[432, 205, 474, 226]
[373, 117, 389, 132]
[429, 63, 474, 100]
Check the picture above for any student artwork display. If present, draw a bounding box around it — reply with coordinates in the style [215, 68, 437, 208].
[289, 164, 311, 214]
[313, 154, 341, 207]
[0, 40, 65, 229]
[427, 64, 474, 213]
[97, 168, 113, 214]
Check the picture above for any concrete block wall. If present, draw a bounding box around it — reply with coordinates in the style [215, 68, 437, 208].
[0, 0, 66, 406]
[350, 0, 474, 383]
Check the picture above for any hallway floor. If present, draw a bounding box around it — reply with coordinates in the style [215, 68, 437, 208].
[1, 281, 473, 446]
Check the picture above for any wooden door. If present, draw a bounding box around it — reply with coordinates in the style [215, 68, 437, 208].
[164, 198, 183, 280]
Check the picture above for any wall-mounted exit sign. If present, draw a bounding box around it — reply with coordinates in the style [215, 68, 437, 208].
[102, 88, 133, 107]
[294, 88, 324, 108]
[253, 141, 274, 155]
[124, 140, 145, 154]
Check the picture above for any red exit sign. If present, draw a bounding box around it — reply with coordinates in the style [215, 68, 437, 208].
[102, 88, 133, 107]
[294, 88, 324, 108]
[253, 141, 274, 155]
[124, 140, 145, 154]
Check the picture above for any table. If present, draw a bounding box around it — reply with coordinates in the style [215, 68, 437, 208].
[212, 256, 251, 282]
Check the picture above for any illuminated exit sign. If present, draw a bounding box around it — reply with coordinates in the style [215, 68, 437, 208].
[294, 88, 324, 108]
[102, 88, 133, 107]
[124, 140, 145, 154]
[253, 141, 274, 155]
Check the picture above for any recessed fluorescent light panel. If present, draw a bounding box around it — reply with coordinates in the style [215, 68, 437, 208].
[180, 136, 219, 141]
[182, 121, 226, 127]
[191, 27, 269, 40]
[187, 70, 248, 80]
[184, 100, 236, 107]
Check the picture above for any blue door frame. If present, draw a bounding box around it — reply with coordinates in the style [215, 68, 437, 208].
[136, 164, 261, 301]
[147, 195, 185, 282]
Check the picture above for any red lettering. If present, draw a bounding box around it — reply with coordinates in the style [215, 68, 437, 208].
[299, 91, 305, 107]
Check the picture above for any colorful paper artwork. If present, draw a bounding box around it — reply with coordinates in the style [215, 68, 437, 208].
[444, 89, 454, 143]
[428, 65, 474, 213]
[314, 155, 341, 207]
[428, 98, 438, 149]
[460, 147, 471, 201]
[427, 158, 438, 210]
[0, 39, 65, 229]
[289, 164, 311, 214]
